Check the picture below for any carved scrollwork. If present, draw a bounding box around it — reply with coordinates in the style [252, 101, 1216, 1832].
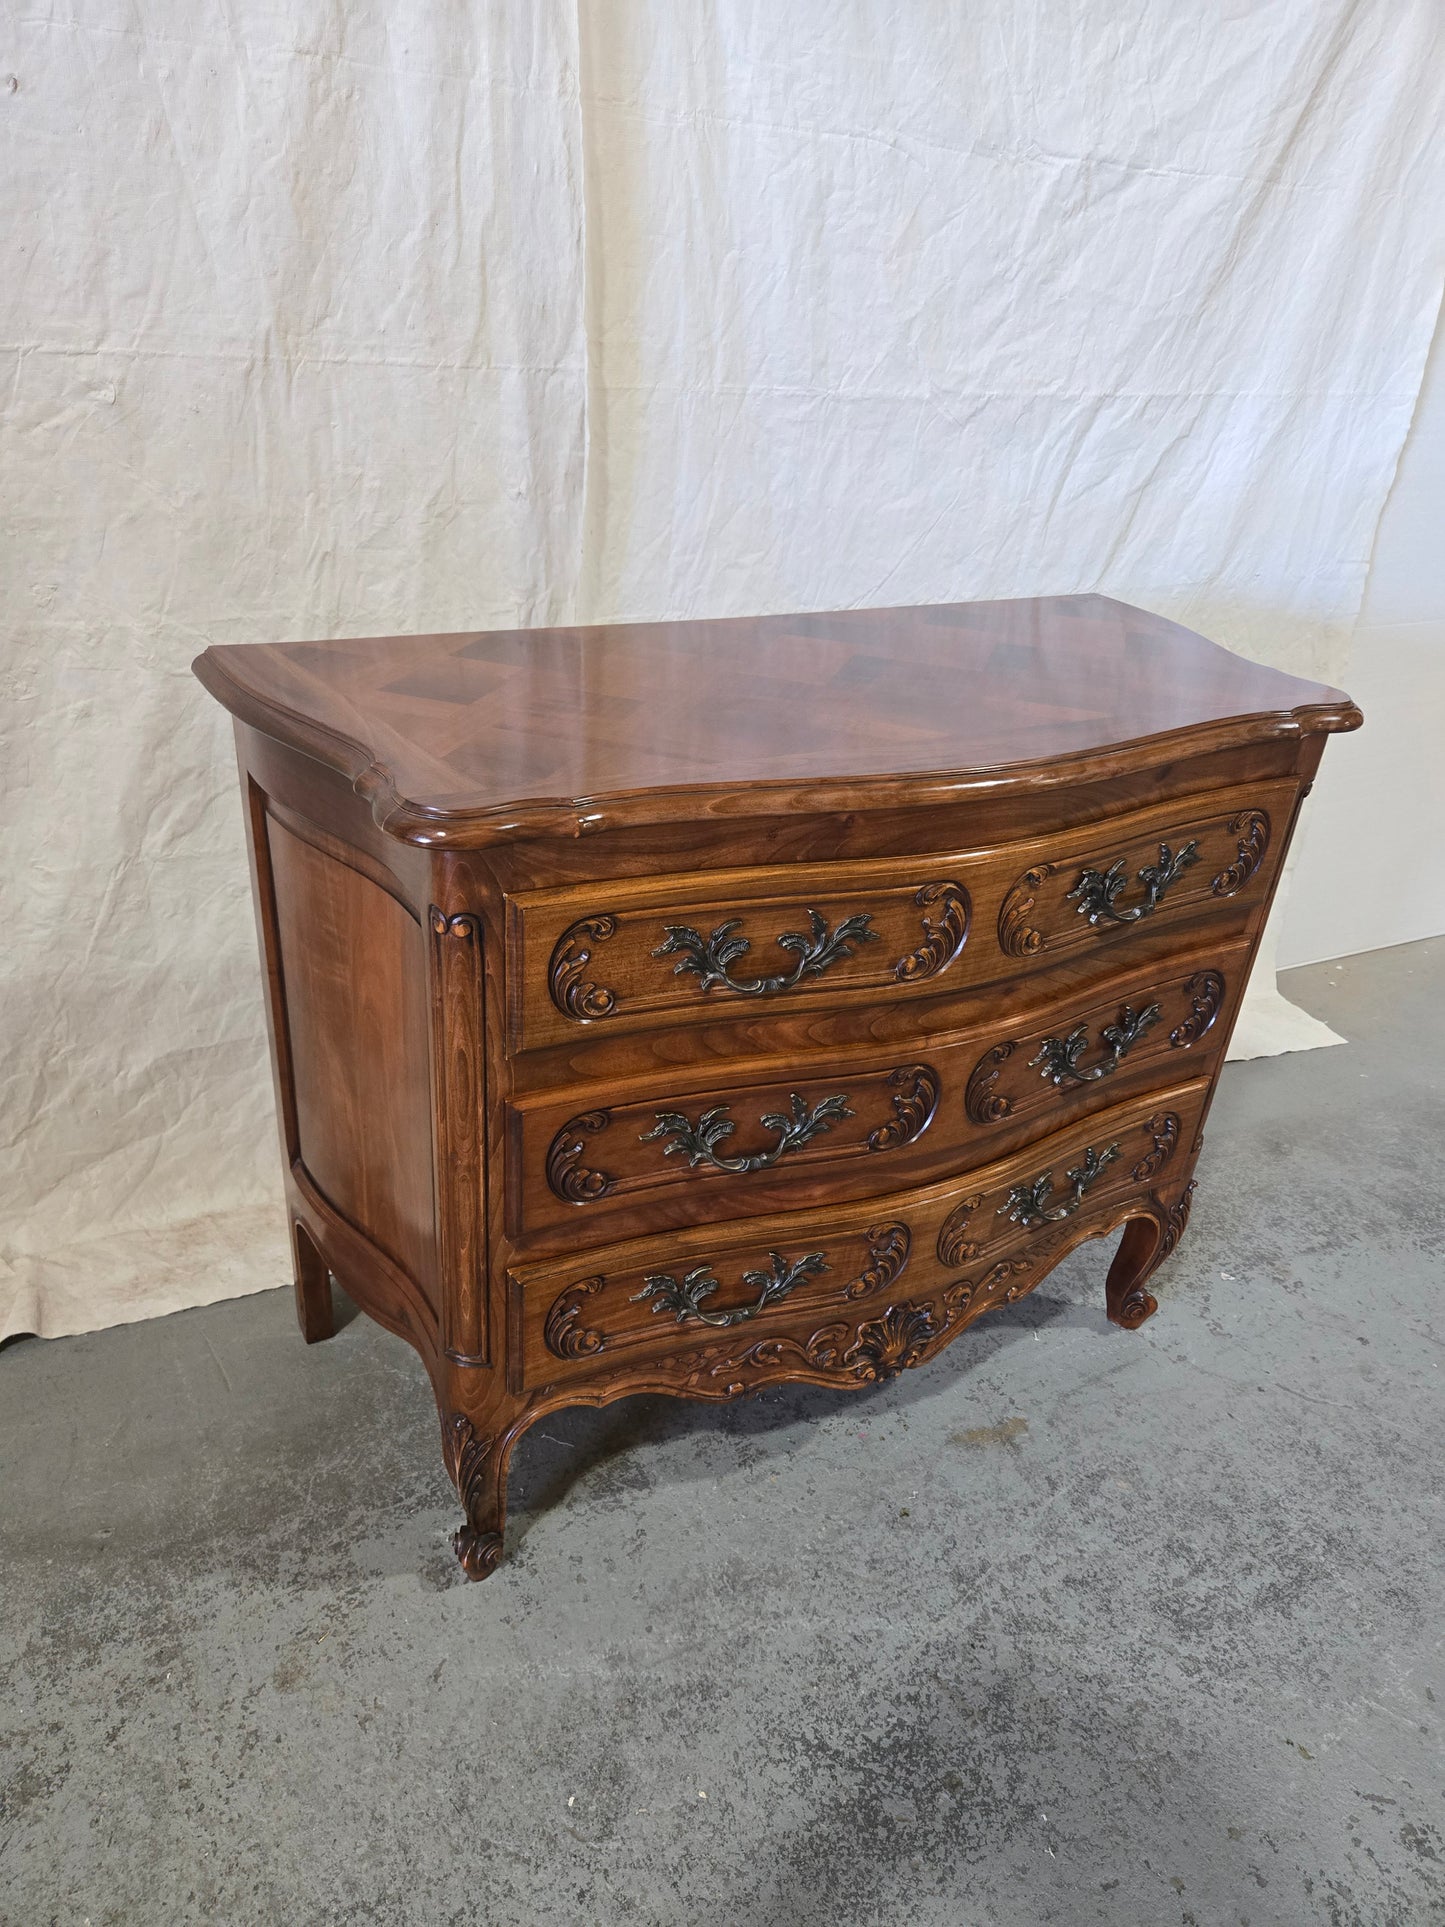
[845, 1222, 912, 1300]
[936, 1192, 986, 1268]
[1131, 1112, 1180, 1183]
[1169, 970, 1224, 1047]
[543, 1275, 606, 1358]
[429, 908, 481, 942]
[997, 865, 1054, 958]
[545, 1110, 615, 1201]
[999, 1143, 1120, 1229]
[1156, 1180, 1197, 1263]
[1067, 841, 1200, 927]
[641, 1092, 853, 1176]
[549, 916, 619, 1020]
[1211, 811, 1270, 898]
[894, 882, 970, 982]
[964, 1041, 1018, 1124]
[653, 908, 879, 997]
[867, 1065, 940, 1151]
[444, 1414, 504, 1580]
[940, 1258, 1034, 1324]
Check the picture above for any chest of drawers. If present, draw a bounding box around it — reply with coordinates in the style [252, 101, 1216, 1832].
[194, 595, 1359, 1579]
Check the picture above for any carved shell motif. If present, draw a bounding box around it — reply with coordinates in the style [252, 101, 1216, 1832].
[840, 1303, 940, 1382]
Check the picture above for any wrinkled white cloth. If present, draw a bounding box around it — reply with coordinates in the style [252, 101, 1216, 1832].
[3, 3, 1442, 1338]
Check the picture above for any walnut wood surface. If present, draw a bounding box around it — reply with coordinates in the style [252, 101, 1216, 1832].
[194, 595, 1359, 846]
[267, 813, 438, 1302]
[508, 779, 1294, 1051]
[194, 596, 1360, 1581]
[507, 936, 1248, 1247]
[508, 1077, 1210, 1395]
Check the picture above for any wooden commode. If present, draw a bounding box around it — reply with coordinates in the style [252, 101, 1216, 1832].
[194, 596, 1361, 1579]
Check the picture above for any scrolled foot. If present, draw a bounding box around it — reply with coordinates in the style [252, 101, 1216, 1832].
[1111, 1283, 1159, 1330]
[453, 1524, 504, 1581]
[444, 1410, 512, 1582]
[1105, 1181, 1196, 1329]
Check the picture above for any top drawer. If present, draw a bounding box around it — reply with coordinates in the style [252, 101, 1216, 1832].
[505, 781, 1295, 1052]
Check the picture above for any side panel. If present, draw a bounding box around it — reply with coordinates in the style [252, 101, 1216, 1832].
[265, 809, 439, 1305]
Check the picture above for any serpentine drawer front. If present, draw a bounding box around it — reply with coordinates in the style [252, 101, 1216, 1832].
[194, 594, 1360, 1580]
[506, 936, 1252, 1246]
[509, 779, 1296, 1053]
[507, 1078, 1211, 1395]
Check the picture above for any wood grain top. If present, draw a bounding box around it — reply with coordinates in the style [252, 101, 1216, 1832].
[194, 595, 1360, 846]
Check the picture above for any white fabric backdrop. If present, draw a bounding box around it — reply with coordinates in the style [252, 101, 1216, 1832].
[3, 3, 1442, 1340]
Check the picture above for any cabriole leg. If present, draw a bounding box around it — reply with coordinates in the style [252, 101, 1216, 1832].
[1105, 1178, 1198, 1330]
[442, 1401, 520, 1581]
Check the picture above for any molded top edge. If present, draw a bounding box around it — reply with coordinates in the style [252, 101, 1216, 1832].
[193, 595, 1360, 846]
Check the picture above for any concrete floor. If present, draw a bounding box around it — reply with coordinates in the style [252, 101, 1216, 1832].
[2, 939, 1442, 1927]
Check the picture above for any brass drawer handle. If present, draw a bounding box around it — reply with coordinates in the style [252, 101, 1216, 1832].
[633, 1249, 829, 1328]
[999, 1143, 1120, 1229]
[1067, 842, 1199, 927]
[640, 1092, 853, 1175]
[1028, 1003, 1161, 1087]
[653, 908, 880, 996]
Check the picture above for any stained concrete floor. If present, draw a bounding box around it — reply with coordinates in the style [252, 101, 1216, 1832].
[2, 938, 1443, 1927]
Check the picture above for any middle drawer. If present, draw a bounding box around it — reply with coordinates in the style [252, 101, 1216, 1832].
[504, 933, 1247, 1250]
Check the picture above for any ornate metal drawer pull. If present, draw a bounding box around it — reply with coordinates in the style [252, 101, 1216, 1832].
[634, 1249, 829, 1328]
[1028, 1002, 1161, 1088]
[640, 1093, 853, 1175]
[653, 907, 880, 996]
[1067, 841, 1199, 927]
[1000, 1143, 1120, 1229]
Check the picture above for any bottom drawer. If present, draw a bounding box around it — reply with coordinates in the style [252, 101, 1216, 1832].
[507, 1077, 1207, 1393]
